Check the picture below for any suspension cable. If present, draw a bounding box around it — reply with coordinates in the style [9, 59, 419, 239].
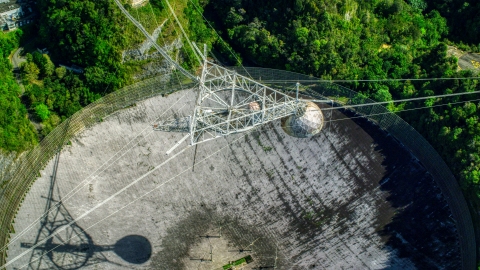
[303, 89, 480, 111]
[146, 1, 185, 88]
[113, 0, 196, 81]
[261, 77, 480, 83]
[325, 98, 480, 124]
[186, 0, 254, 79]
[164, 0, 203, 66]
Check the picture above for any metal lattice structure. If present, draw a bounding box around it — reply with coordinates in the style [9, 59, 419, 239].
[162, 58, 308, 145]
[114, 0, 324, 146]
[192, 58, 302, 144]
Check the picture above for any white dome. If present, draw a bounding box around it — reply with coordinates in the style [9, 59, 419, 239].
[281, 101, 324, 138]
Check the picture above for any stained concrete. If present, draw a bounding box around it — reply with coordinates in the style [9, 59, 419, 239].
[6, 89, 461, 269]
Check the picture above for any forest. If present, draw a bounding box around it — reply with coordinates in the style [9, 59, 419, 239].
[0, 31, 37, 152]
[0, 0, 479, 265]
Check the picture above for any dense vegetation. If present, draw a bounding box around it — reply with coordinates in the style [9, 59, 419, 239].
[2, 0, 132, 141]
[37, 0, 129, 93]
[21, 52, 100, 137]
[425, 0, 480, 47]
[0, 31, 37, 152]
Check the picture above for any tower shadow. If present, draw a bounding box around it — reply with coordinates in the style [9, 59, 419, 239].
[20, 152, 152, 269]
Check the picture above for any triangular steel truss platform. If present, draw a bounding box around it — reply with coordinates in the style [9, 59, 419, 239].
[154, 58, 307, 145]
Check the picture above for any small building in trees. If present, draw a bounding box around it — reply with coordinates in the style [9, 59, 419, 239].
[131, 0, 148, 8]
[0, 0, 22, 31]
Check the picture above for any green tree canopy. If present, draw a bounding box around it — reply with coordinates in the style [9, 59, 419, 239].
[0, 30, 37, 152]
[34, 103, 50, 121]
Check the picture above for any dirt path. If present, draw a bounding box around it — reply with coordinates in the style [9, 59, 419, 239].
[10, 47, 25, 70]
[9, 47, 26, 93]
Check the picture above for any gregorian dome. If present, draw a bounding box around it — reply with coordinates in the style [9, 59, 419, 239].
[281, 101, 324, 138]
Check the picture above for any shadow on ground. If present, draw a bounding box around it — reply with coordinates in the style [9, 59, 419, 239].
[20, 152, 152, 269]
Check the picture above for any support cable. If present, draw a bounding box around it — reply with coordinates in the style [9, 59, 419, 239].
[312, 89, 480, 112]
[146, 2, 185, 87]
[9, 1, 479, 258]
[113, 0, 196, 81]
[324, 98, 480, 124]
[260, 77, 480, 83]
[186, 0, 254, 79]
[164, 0, 203, 66]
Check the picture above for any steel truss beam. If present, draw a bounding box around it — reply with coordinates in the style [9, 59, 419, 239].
[154, 60, 309, 146]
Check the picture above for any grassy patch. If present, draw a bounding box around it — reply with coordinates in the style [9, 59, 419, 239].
[233, 257, 246, 265]
[222, 255, 253, 270]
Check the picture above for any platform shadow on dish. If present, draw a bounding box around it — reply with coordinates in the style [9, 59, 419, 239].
[19, 152, 152, 269]
[21, 231, 152, 269]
